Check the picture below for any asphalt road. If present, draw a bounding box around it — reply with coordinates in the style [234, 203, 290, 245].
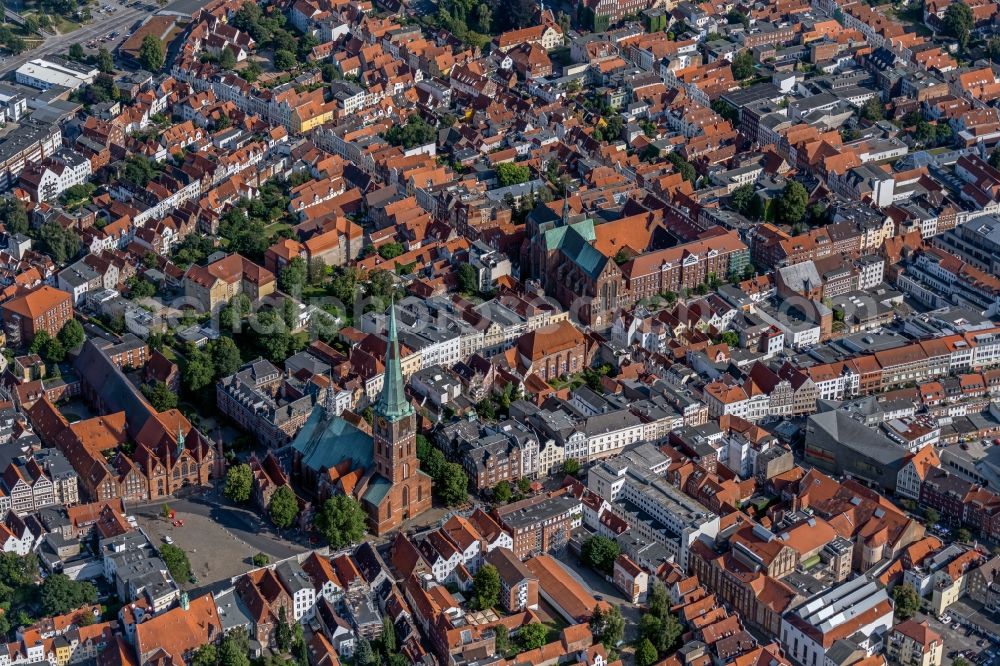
[0, 4, 153, 77]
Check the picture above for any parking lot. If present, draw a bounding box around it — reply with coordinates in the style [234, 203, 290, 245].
[134, 490, 307, 597]
[80, 2, 142, 56]
[917, 611, 997, 666]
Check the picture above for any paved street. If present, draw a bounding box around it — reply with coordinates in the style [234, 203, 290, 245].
[558, 553, 643, 652]
[0, 5, 153, 77]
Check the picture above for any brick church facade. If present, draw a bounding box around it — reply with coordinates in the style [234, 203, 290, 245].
[290, 305, 432, 536]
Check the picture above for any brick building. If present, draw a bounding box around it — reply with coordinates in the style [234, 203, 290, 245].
[492, 493, 579, 559]
[484, 547, 539, 612]
[512, 319, 588, 382]
[1, 285, 73, 346]
[621, 231, 749, 300]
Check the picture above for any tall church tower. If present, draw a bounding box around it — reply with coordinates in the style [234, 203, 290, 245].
[370, 304, 432, 532]
[373, 304, 417, 484]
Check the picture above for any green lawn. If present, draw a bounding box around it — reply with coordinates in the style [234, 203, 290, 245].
[53, 16, 81, 34]
[884, 5, 932, 36]
[264, 221, 293, 236]
[18, 9, 81, 36]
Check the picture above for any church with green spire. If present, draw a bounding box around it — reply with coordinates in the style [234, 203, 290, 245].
[290, 304, 432, 535]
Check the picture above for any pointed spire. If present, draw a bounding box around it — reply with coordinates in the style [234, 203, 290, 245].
[376, 301, 413, 421]
[323, 369, 335, 418]
[176, 423, 184, 452]
[561, 193, 570, 226]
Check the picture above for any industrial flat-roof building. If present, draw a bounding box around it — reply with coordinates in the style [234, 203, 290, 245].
[16, 57, 98, 91]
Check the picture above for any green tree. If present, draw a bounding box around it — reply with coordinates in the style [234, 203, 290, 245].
[924, 507, 940, 527]
[38, 221, 80, 264]
[472, 564, 500, 610]
[252, 553, 269, 567]
[729, 183, 756, 215]
[211, 337, 242, 378]
[68, 43, 85, 61]
[139, 35, 165, 71]
[279, 257, 307, 294]
[437, 463, 468, 506]
[417, 435, 447, 481]
[944, 1, 974, 49]
[40, 574, 98, 615]
[219, 629, 250, 666]
[42, 337, 65, 363]
[182, 346, 215, 393]
[496, 162, 531, 187]
[457, 262, 479, 294]
[160, 544, 192, 581]
[355, 638, 376, 666]
[225, 464, 253, 504]
[776, 181, 809, 225]
[275, 606, 292, 651]
[562, 458, 581, 476]
[0, 552, 38, 587]
[142, 381, 178, 411]
[892, 583, 920, 619]
[590, 604, 624, 648]
[957, 528, 972, 542]
[274, 49, 296, 70]
[935, 122, 953, 147]
[648, 578, 669, 618]
[655, 611, 683, 653]
[475, 3, 491, 33]
[476, 397, 497, 421]
[219, 46, 237, 70]
[640, 614, 663, 646]
[384, 114, 437, 149]
[861, 96, 884, 122]
[366, 268, 402, 302]
[97, 47, 114, 74]
[517, 622, 548, 651]
[6, 36, 25, 55]
[57, 319, 85, 350]
[244, 61, 263, 82]
[122, 155, 159, 187]
[667, 152, 696, 182]
[251, 309, 291, 364]
[581, 535, 620, 575]
[314, 494, 367, 547]
[127, 277, 156, 299]
[381, 615, 396, 654]
[268, 485, 299, 528]
[29, 330, 51, 355]
[191, 645, 217, 666]
[635, 638, 658, 666]
[377, 242, 404, 259]
[0, 197, 29, 236]
[494, 624, 510, 656]
[492, 480, 512, 504]
[720, 331, 740, 347]
[731, 49, 754, 79]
